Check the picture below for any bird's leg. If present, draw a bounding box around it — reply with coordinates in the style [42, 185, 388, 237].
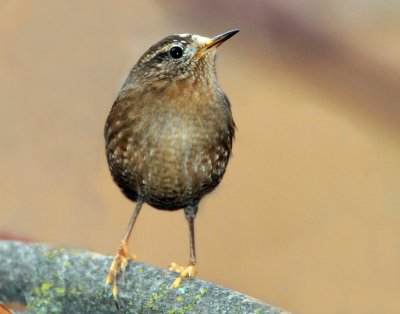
[169, 203, 198, 288]
[106, 199, 143, 300]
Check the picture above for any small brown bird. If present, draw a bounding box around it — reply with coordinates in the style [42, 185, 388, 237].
[104, 29, 239, 299]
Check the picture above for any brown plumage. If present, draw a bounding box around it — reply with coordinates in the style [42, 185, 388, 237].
[104, 29, 239, 301]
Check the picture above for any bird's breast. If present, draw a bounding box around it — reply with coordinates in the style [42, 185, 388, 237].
[105, 83, 233, 209]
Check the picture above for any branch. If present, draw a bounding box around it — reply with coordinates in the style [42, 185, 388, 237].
[0, 241, 289, 314]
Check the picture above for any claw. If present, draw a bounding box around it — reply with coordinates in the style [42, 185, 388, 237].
[106, 240, 137, 300]
[169, 262, 197, 288]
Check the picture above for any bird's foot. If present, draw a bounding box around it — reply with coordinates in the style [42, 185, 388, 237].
[168, 262, 197, 288]
[106, 240, 137, 300]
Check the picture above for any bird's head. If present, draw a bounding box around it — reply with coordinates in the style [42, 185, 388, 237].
[126, 29, 239, 88]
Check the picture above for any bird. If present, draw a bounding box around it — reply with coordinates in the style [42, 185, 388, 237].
[104, 29, 239, 300]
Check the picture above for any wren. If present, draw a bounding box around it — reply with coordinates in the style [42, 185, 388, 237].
[104, 29, 239, 300]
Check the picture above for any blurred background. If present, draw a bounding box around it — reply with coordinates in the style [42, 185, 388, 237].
[1, 1, 400, 313]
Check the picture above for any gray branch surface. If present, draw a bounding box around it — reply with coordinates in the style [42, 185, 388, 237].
[0, 241, 289, 314]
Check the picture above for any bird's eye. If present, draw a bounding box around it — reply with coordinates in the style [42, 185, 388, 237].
[169, 46, 183, 59]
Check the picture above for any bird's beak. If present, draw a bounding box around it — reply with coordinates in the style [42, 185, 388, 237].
[195, 29, 239, 58]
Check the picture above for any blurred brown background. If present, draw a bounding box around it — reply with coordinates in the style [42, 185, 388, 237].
[1, 1, 400, 313]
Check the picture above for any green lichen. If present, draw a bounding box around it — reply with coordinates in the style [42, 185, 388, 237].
[78, 283, 84, 292]
[252, 303, 263, 314]
[44, 248, 64, 259]
[146, 285, 168, 310]
[146, 292, 160, 310]
[194, 288, 208, 299]
[41, 282, 54, 292]
[27, 286, 62, 314]
[137, 267, 144, 273]
[55, 287, 66, 296]
[148, 292, 157, 307]
[165, 286, 208, 313]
